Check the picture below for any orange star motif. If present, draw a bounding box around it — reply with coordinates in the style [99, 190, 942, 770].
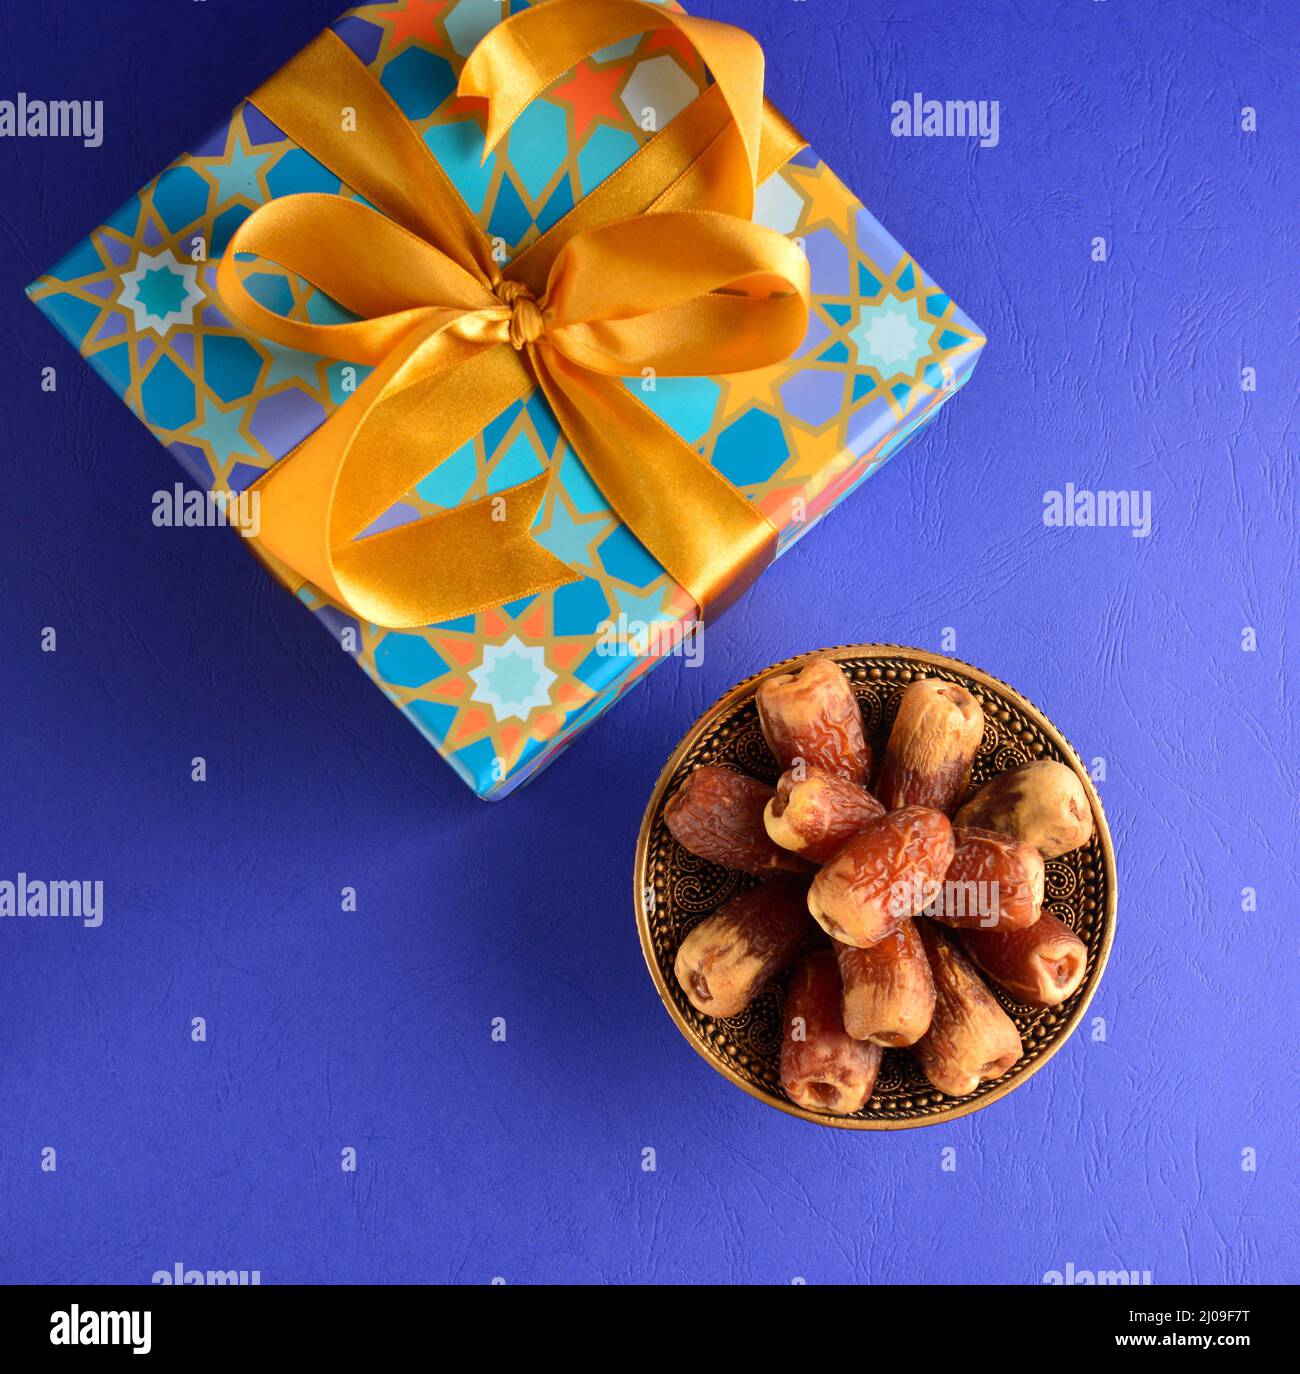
[781, 420, 855, 498]
[642, 26, 706, 80]
[785, 162, 858, 239]
[379, 0, 448, 52]
[551, 60, 627, 140]
[713, 362, 791, 428]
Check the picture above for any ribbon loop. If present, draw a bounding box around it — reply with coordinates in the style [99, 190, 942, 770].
[460, 0, 766, 198]
[541, 210, 810, 377]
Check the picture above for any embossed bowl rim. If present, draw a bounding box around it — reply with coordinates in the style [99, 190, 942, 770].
[633, 644, 1118, 1131]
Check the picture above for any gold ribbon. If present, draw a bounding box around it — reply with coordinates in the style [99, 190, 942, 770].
[216, 0, 810, 630]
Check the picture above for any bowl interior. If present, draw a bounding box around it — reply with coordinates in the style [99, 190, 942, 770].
[635, 646, 1116, 1129]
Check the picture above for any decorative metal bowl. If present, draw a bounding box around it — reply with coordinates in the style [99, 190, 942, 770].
[634, 645, 1117, 1129]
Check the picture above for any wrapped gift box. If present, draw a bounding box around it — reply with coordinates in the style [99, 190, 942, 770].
[27, 0, 985, 798]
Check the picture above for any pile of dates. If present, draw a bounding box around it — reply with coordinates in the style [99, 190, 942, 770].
[664, 658, 1096, 1116]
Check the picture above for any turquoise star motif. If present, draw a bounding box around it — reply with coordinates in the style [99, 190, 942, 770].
[118, 249, 205, 334]
[135, 267, 190, 325]
[208, 138, 274, 209]
[193, 399, 257, 465]
[264, 344, 324, 391]
[535, 493, 609, 571]
[614, 585, 668, 624]
[850, 297, 933, 379]
[469, 637, 557, 721]
[610, 585, 679, 659]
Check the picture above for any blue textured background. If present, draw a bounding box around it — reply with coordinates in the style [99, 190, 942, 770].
[1, 0, 1296, 1286]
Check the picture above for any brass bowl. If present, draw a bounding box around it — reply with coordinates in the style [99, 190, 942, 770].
[634, 645, 1117, 1130]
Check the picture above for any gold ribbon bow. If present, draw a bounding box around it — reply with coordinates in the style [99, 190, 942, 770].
[216, 0, 811, 630]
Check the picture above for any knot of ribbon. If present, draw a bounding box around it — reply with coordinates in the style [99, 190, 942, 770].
[496, 279, 545, 351]
[216, 0, 811, 631]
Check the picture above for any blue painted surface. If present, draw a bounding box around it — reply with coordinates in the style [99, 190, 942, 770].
[0, 0, 1296, 1285]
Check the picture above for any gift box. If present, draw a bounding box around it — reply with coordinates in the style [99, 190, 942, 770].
[27, 0, 985, 799]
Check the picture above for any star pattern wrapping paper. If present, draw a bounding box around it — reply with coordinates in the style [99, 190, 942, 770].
[3, 0, 1299, 1289]
[27, 0, 984, 797]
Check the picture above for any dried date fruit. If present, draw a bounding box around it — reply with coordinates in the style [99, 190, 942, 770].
[834, 920, 935, 1047]
[876, 678, 985, 814]
[807, 806, 955, 948]
[664, 766, 811, 875]
[929, 827, 1044, 930]
[673, 878, 815, 1018]
[960, 911, 1088, 1006]
[764, 767, 886, 864]
[914, 921, 1023, 1096]
[756, 657, 871, 784]
[954, 759, 1093, 859]
[780, 951, 883, 1115]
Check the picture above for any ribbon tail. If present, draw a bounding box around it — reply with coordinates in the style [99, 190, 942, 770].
[531, 350, 779, 620]
[252, 331, 575, 629]
[327, 472, 574, 629]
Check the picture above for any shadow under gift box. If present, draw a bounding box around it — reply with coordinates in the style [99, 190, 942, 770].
[27, 0, 986, 799]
